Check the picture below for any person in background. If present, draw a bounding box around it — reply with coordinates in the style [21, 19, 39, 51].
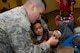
[55, 11, 74, 42]
[0, 0, 60, 53]
[30, 20, 61, 53]
[55, 12, 74, 26]
[56, 0, 75, 14]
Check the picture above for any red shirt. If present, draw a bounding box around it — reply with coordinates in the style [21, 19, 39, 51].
[41, 34, 47, 42]
[60, 0, 72, 12]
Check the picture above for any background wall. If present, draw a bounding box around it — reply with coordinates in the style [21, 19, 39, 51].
[22, 0, 26, 4]
[44, 0, 59, 13]
[0, 0, 17, 10]
[74, 0, 80, 8]
[44, 0, 80, 13]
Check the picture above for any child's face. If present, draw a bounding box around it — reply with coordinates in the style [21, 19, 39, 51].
[33, 23, 44, 36]
[51, 31, 60, 39]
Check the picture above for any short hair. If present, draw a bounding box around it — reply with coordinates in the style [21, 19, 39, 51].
[27, 0, 46, 10]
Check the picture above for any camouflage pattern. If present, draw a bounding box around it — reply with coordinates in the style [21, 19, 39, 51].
[0, 6, 50, 53]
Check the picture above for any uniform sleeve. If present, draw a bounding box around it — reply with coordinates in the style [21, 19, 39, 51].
[9, 29, 50, 53]
[0, 14, 50, 53]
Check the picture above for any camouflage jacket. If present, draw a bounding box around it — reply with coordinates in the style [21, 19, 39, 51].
[0, 6, 50, 53]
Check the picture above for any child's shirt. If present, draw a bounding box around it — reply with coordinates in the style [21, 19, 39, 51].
[55, 14, 74, 26]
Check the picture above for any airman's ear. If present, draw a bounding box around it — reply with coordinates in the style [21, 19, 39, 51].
[31, 4, 36, 11]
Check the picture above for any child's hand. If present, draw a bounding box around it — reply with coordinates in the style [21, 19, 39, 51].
[77, 16, 80, 21]
[55, 15, 60, 20]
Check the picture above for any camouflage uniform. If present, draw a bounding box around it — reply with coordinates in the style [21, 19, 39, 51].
[0, 6, 50, 53]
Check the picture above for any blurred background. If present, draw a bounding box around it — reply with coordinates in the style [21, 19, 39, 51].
[0, 0, 80, 30]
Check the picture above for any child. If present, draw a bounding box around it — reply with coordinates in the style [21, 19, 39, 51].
[30, 20, 61, 53]
[30, 20, 48, 44]
[30, 20, 61, 44]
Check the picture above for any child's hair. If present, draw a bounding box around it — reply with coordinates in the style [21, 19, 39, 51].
[61, 11, 70, 17]
[31, 20, 41, 30]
